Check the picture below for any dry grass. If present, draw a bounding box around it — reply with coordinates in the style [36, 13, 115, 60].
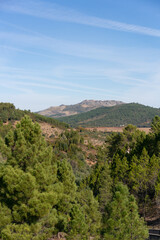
[39, 122, 64, 138]
[86, 127, 151, 134]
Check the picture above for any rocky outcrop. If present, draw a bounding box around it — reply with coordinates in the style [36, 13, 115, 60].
[38, 100, 124, 118]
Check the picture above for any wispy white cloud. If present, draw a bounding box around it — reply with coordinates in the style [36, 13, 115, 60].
[0, 32, 113, 60]
[0, 79, 122, 111]
[0, 45, 57, 59]
[1, 30, 160, 69]
[1, 64, 160, 110]
[0, 60, 159, 90]
[2, 0, 160, 38]
[0, 72, 116, 95]
[0, 82, 33, 94]
[46, 64, 160, 88]
[1, 0, 160, 110]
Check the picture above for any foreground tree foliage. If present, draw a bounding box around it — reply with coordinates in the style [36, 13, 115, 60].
[0, 116, 101, 239]
[0, 115, 151, 239]
[103, 183, 148, 240]
[105, 117, 160, 219]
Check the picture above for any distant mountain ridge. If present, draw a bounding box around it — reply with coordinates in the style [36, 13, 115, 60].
[57, 103, 160, 128]
[38, 100, 124, 118]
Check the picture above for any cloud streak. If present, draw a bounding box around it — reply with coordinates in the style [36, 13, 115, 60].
[2, 0, 160, 38]
[1, 30, 160, 68]
[0, 32, 113, 60]
[0, 71, 116, 95]
[0, 58, 159, 91]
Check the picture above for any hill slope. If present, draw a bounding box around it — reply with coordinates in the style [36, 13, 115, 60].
[38, 100, 124, 118]
[58, 103, 160, 127]
[0, 102, 68, 129]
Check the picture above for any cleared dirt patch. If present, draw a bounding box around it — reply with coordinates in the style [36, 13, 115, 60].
[86, 127, 151, 134]
[39, 122, 64, 138]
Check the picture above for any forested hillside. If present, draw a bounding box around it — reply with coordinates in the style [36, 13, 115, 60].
[4, 114, 160, 238]
[58, 103, 160, 127]
[0, 102, 68, 128]
[2, 104, 160, 239]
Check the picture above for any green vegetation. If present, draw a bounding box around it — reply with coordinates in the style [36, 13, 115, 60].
[104, 120, 160, 220]
[0, 102, 68, 129]
[38, 100, 123, 118]
[103, 183, 148, 240]
[3, 110, 160, 238]
[58, 103, 160, 127]
[0, 116, 100, 239]
[53, 129, 90, 185]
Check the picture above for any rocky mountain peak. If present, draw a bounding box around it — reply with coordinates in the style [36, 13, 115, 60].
[38, 100, 125, 118]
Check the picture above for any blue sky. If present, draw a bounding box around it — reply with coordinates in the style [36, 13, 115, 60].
[0, 0, 160, 111]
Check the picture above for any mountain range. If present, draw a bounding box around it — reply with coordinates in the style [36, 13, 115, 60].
[2, 101, 160, 129]
[57, 103, 160, 128]
[37, 100, 124, 118]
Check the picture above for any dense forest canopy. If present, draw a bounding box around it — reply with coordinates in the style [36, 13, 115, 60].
[2, 105, 160, 238]
[58, 103, 160, 127]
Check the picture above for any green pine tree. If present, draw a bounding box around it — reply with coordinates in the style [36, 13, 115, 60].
[103, 183, 148, 240]
[0, 116, 64, 239]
